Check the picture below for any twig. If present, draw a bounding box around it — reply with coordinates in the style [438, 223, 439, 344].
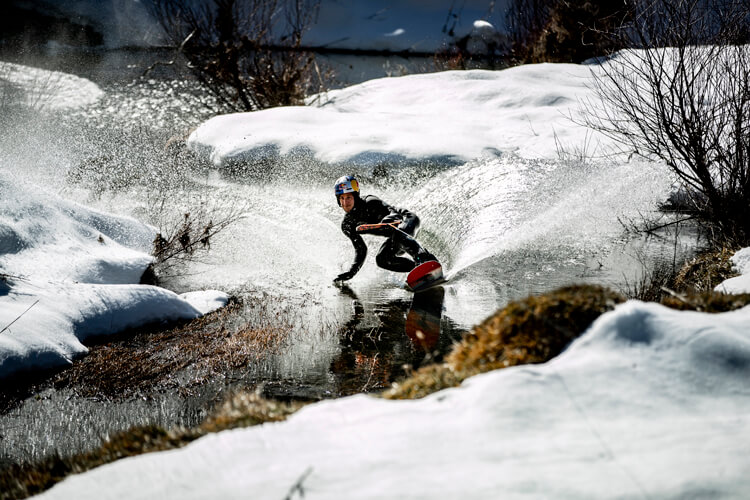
[660, 287, 695, 307]
[284, 467, 313, 500]
[142, 30, 196, 78]
[644, 216, 695, 234]
[362, 352, 380, 392]
[0, 300, 39, 335]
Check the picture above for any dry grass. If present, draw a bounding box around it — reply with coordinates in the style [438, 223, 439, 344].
[385, 284, 625, 400]
[50, 298, 289, 399]
[0, 295, 302, 499]
[673, 247, 739, 293]
[385, 255, 749, 402]
[201, 390, 303, 433]
[661, 291, 750, 313]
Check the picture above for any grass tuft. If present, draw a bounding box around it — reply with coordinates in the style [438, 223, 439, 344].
[384, 364, 462, 401]
[448, 284, 625, 375]
[673, 247, 739, 293]
[385, 284, 625, 400]
[201, 390, 303, 433]
[660, 291, 750, 313]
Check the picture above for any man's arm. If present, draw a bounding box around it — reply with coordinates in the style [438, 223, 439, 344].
[335, 221, 368, 282]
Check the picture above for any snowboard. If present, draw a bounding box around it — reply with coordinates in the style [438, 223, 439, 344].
[406, 260, 445, 293]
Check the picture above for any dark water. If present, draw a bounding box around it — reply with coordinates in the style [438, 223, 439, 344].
[0, 48, 698, 466]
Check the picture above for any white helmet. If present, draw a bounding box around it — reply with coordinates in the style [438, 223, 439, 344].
[334, 175, 360, 205]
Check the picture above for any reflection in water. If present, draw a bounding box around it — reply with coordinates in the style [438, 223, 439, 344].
[405, 287, 445, 352]
[328, 283, 457, 396]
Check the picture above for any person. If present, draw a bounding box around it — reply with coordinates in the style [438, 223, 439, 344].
[333, 175, 436, 283]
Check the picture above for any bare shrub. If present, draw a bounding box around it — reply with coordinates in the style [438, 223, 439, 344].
[65, 127, 249, 284]
[149, 0, 322, 112]
[621, 258, 680, 302]
[145, 192, 248, 284]
[506, 0, 632, 64]
[581, 0, 750, 246]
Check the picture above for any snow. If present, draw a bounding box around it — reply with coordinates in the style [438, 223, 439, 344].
[715, 247, 750, 294]
[0, 171, 228, 380]
[0, 61, 104, 111]
[36, 300, 750, 499]
[188, 65, 608, 168]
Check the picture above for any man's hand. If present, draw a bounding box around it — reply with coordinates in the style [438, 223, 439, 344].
[334, 271, 355, 283]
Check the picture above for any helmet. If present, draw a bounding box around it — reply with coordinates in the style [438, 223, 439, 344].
[334, 175, 360, 205]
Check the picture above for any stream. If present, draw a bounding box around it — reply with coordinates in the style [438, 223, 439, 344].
[0, 48, 699, 467]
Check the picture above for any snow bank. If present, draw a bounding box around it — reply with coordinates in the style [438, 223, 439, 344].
[0, 174, 228, 380]
[0, 61, 103, 111]
[37, 301, 750, 499]
[188, 65, 609, 168]
[715, 247, 750, 294]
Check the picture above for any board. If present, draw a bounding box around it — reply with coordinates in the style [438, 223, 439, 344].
[406, 260, 445, 293]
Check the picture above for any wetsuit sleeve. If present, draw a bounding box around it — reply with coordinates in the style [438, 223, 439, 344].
[341, 218, 367, 276]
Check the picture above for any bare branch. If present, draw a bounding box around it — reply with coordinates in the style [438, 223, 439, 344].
[580, 0, 750, 245]
[147, 0, 322, 113]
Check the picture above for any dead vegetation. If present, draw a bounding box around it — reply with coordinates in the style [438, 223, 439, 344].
[386, 249, 749, 401]
[673, 247, 739, 293]
[385, 284, 626, 400]
[621, 246, 741, 303]
[50, 297, 289, 399]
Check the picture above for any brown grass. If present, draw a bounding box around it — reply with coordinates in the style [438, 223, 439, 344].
[51, 298, 289, 398]
[201, 390, 304, 433]
[673, 247, 739, 293]
[385, 284, 625, 400]
[0, 294, 303, 500]
[661, 291, 750, 313]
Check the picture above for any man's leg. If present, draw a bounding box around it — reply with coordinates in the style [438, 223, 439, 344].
[375, 237, 415, 272]
[376, 215, 435, 271]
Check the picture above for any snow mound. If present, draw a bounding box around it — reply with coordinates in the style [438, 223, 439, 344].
[0, 60, 103, 111]
[0, 277, 224, 379]
[37, 301, 750, 499]
[0, 174, 154, 284]
[0, 173, 228, 380]
[715, 247, 750, 294]
[188, 66, 610, 169]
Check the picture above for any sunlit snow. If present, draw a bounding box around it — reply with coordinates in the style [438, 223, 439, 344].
[0, 166, 227, 380]
[188, 65, 610, 167]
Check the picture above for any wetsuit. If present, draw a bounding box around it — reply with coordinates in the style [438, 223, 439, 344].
[336, 195, 434, 281]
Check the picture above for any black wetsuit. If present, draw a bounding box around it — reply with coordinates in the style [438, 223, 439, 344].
[337, 195, 434, 281]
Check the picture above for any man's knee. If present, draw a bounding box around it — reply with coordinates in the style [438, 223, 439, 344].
[400, 215, 420, 236]
[375, 251, 391, 268]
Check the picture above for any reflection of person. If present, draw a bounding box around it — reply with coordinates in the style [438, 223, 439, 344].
[405, 287, 445, 352]
[333, 175, 436, 283]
